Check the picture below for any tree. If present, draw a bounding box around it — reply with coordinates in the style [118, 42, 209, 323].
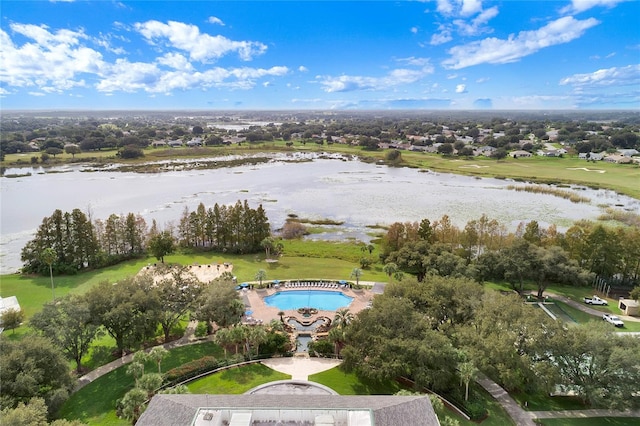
[119, 388, 147, 424]
[118, 145, 144, 159]
[1, 309, 24, 334]
[194, 281, 244, 330]
[459, 361, 478, 402]
[630, 286, 640, 301]
[126, 362, 145, 386]
[350, 268, 362, 286]
[148, 231, 174, 263]
[41, 248, 56, 300]
[0, 336, 74, 413]
[86, 276, 162, 355]
[548, 322, 640, 409]
[64, 145, 81, 158]
[437, 143, 453, 155]
[333, 308, 354, 329]
[491, 148, 507, 160]
[255, 269, 267, 286]
[138, 373, 163, 398]
[147, 346, 169, 374]
[0, 397, 85, 426]
[45, 147, 63, 158]
[382, 262, 398, 282]
[153, 267, 204, 341]
[341, 296, 458, 393]
[30, 295, 102, 372]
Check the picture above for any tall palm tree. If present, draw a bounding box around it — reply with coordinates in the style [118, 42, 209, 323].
[41, 248, 56, 300]
[459, 361, 478, 401]
[255, 269, 267, 287]
[248, 326, 268, 359]
[383, 262, 398, 283]
[333, 308, 354, 329]
[350, 268, 362, 287]
[214, 328, 233, 358]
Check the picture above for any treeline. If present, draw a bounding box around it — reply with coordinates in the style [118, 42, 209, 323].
[379, 215, 640, 295]
[340, 276, 640, 412]
[20, 200, 270, 275]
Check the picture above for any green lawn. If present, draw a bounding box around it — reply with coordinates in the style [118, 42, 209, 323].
[512, 392, 587, 411]
[186, 362, 290, 394]
[536, 418, 640, 426]
[58, 341, 221, 425]
[308, 365, 405, 395]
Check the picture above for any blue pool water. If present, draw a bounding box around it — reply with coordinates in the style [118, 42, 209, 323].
[264, 290, 353, 311]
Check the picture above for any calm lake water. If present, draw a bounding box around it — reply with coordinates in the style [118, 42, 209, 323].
[1, 152, 638, 273]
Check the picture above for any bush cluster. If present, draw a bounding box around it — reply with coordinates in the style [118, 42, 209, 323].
[165, 356, 218, 383]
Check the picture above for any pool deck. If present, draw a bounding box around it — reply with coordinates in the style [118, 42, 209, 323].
[241, 282, 377, 325]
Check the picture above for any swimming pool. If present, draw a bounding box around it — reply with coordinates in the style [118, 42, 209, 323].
[264, 290, 353, 311]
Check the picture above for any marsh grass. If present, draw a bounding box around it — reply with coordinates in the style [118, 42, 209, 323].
[506, 185, 591, 203]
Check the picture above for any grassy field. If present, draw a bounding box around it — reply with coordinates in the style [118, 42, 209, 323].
[58, 341, 221, 425]
[186, 362, 290, 394]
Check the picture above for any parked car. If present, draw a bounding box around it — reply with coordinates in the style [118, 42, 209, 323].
[583, 295, 608, 305]
[603, 314, 624, 327]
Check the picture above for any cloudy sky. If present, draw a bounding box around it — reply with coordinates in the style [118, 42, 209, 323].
[1, 0, 638, 110]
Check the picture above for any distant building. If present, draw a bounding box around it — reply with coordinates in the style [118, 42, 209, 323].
[510, 150, 532, 158]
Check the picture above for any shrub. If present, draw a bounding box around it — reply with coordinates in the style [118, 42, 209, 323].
[308, 339, 334, 357]
[194, 321, 208, 338]
[165, 356, 218, 383]
[464, 400, 487, 420]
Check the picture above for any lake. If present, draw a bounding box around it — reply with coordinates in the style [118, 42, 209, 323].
[1, 152, 638, 273]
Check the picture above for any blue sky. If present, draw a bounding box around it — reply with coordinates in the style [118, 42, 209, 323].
[1, 0, 638, 110]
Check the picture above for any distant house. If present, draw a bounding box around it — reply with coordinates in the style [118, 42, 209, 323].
[475, 146, 496, 156]
[167, 140, 183, 147]
[604, 154, 632, 164]
[618, 149, 639, 157]
[579, 152, 604, 161]
[186, 138, 203, 147]
[151, 140, 167, 147]
[510, 150, 532, 158]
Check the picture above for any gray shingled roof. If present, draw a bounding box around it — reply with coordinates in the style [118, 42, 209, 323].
[136, 394, 439, 426]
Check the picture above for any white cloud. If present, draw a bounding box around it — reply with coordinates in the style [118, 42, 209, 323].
[436, 0, 454, 15]
[28, 91, 46, 96]
[460, 0, 483, 16]
[157, 52, 194, 71]
[559, 64, 640, 87]
[410, 27, 419, 34]
[319, 66, 433, 93]
[0, 25, 105, 91]
[455, 84, 467, 93]
[454, 5, 498, 36]
[298, 65, 308, 72]
[443, 16, 599, 69]
[476, 77, 490, 83]
[208, 16, 225, 26]
[134, 20, 267, 62]
[396, 57, 433, 69]
[561, 0, 625, 14]
[96, 60, 288, 94]
[430, 28, 452, 45]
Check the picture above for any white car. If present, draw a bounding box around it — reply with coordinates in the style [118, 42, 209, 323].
[603, 314, 624, 327]
[583, 295, 608, 305]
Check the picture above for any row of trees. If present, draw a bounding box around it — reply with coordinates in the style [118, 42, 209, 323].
[20, 200, 271, 275]
[339, 275, 640, 410]
[380, 215, 639, 294]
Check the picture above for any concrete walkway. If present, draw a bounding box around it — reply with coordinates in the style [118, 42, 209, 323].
[530, 408, 640, 419]
[75, 320, 202, 390]
[475, 374, 537, 426]
[261, 356, 342, 380]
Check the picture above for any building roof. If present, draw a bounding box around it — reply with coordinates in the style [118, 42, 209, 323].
[136, 394, 439, 426]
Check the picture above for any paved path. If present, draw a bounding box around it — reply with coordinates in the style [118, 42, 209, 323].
[543, 291, 640, 323]
[261, 356, 342, 380]
[75, 320, 203, 390]
[475, 374, 537, 426]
